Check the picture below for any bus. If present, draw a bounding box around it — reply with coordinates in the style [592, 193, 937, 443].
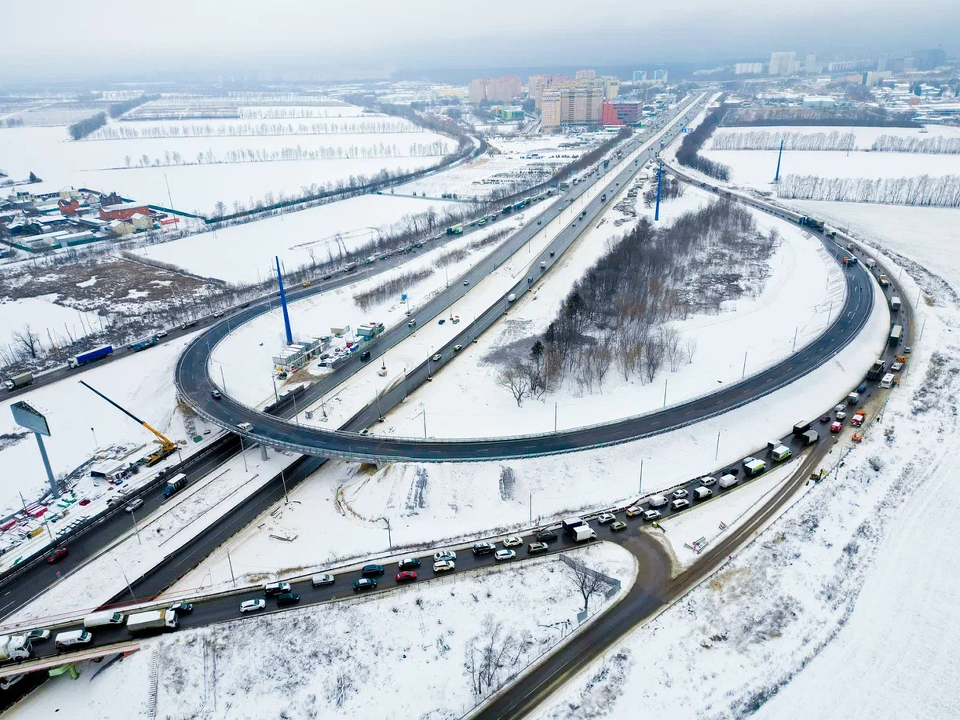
[889, 324, 902, 347]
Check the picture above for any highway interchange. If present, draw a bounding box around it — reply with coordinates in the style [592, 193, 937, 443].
[0, 92, 915, 720]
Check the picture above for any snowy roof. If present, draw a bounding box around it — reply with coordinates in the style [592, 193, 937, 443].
[102, 201, 149, 212]
[130, 212, 148, 220]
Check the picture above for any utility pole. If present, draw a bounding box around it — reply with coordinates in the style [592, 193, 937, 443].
[114, 558, 136, 601]
[554, 402, 558, 432]
[662, 377, 668, 408]
[292, 393, 300, 426]
[715, 429, 721, 460]
[774, 138, 784, 182]
[130, 509, 142, 545]
[793, 325, 799, 353]
[220, 365, 227, 392]
[741, 351, 748, 379]
[374, 387, 383, 421]
[384, 517, 392, 549]
[272, 375, 279, 404]
[654, 160, 663, 222]
[529, 492, 532, 523]
[91, 427, 98, 450]
[239, 435, 248, 472]
[227, 549, 236, 587]
[827, 300, 834, 324]
[280, 467, 289, 503]
[639, 458, 644, 495]
[918, 317, 926, 342]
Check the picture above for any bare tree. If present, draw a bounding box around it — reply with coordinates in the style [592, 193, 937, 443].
[662, 326, 683, 372]
[12, 324, 39, 360]
[498, 364, 530, 407]
[685, 337, 698, 365]
[562, 557, 609, 614]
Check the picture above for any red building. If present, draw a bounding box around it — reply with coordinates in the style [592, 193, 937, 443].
[601, 100, 642, 126]
[58, 198, 80, 216]
[99, 201, 150, 221]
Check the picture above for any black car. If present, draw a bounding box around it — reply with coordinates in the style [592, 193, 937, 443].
[472, 542, 496, 556]
[361, 564, 385, 578]
[398, 558, 421, 570]
[353, 578, 377, 591]
[360, 350, 371, 361]
[168, 602, 193, 614]
[536, 529, 558, 543]
[277, 592, 300, 607]
[723, 467, 740, 476]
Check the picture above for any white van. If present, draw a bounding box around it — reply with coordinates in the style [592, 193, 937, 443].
[647, 494, 668, 508]
[880, 373, 894, 389]
[83, 611, 125, 629]
[719, 474, 739, 489]
[55, 629, 93, 650]
[694, 487, 713, 501]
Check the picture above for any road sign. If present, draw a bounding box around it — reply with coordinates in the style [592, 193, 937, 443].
[11, 401, 50, 436]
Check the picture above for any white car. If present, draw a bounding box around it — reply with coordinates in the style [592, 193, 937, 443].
[240, 599, 266, 613]
[834, 404, 845, 413]
[502, 536, 522, 548]
[125, 499, 144, 513]
[433, 550, 456, 562]
[835, 411, 847, 421]
[671, 499, 691, 511]
[237, 422, 254, 432]
[642, 509, 661, 521]
[891, 361, 904, 371]
[597, 512, 616, 524]
[625, 505, 643, 518]
[672, 489, 688, 499]
[433, 560, 456, 573]
[495, 549, 516, 562]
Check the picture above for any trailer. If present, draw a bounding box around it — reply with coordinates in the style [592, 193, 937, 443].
[128, 336, 158, 352]
[4, 371, 33, 391]
[68, 344, 113, 368]
[889, 325, 902, 347]
[126, 609, 178, 635]
[163, 472, 188, 498]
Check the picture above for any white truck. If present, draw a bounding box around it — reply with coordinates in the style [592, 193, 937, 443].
[83, 610, 126, 629]
[572, 525, 597, 542]
[126, 609, 178, 635]
[0, 635, 32, 663]
[719, 474, 739, 489]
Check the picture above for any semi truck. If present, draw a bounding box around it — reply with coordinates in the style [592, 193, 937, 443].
[128, 336, 158, 352]
[4, 371, 33, 391]
[163, 472, 188, 498]
[446, 224, 464, 235]
[799, 217, 825, 232]
[867, 359, 886, 381]
[0, 635, 32, 663]
[68, 345, 113, 368]
[126, 609, 178, 635]
[889, 325, 903, 347]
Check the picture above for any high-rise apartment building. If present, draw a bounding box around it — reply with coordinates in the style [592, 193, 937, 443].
[528, 73, 570, 110]
[541, 85, 604, 129]
[575, 69, 597, 81]
[468, 78, 487, 104]
[601, 77, 620, 100]
[653, 69, 669, 83]
[805, 53, 818, 74]
[734, 62, 764, 75]
[632, 70, 646, 82]
[467, 76, 521, 104]
[768, 52, 796, 75]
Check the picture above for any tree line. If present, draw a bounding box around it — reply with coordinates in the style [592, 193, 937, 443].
[676, 105, 731, 181]
[68, 112, 107, 140]
[86, 119, 419, 140]
[777, 173, 960, 207]
[711, 130, 857, 152]
[108, 94, 159, 119]
[721, 106, 917, 127]
[498, 200, 778, 403]
[870, 135, 960, 154]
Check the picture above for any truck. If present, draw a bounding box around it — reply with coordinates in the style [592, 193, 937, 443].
[561, 517, 585, 537]
[343, 262, 357, 273]
[128, 336, 158, 352]
[890, 296, 901, 312]
[889, 324, 903, 347]
[573, 525, 597, 542]
[771, 444, 792, 462]
[880, 373, 895, 389]
[799, 217, 825, 232]
[68, 345, 113, 369]
[802, 430, 819, 445]
[867, 359, 886, 381]
[446, 224, 464, 235]
[83, 610, 125, 629]
[878, 274, 890, 287]
[163, 472, 188, 498]
[0, 635, 32, 663]
[742, 458, 766, 477]
[792, 421, 812, 436]
[4, 371, 33, 391]
[865, 259, 877, 270]
[847, 391, 860, 405]
[126, 609, 178, 635]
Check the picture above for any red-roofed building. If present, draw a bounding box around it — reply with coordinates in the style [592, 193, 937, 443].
[59, 198, 80, 216]
[99, 201, 150, 221]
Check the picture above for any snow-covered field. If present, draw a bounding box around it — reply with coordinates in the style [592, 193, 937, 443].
[134, 193, 456, 284]
[8, 543, 636, 720]
[0, 105, 453, 215]
[0, 294, 101, 353]
[374, 183, 844, 438]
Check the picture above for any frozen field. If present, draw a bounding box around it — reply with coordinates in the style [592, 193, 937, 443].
[134, 193, 457, 284]
[0, 295, 101, 355]
[9, 544, 635, 720]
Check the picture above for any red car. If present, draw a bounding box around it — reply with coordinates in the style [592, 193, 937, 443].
[46, 547, 68, 564]
[830, 421, 842, 433]
[396, 570, 417, 583]
[78, 498, 91, 506]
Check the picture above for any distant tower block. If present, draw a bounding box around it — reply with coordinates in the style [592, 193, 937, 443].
[276, 255, 293, 345]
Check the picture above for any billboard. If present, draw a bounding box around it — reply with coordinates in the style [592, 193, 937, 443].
[11, 401, 50, 436]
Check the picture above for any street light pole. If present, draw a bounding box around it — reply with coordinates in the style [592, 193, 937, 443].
[114, 558, 136, 601]
[741, 351, 748, 380]
[280, 467, 288, 503]
[130, 509, 142, 545]
[239, 435, 248, 472]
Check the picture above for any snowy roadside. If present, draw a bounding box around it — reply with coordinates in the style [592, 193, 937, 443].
[6, 543, 636, 720]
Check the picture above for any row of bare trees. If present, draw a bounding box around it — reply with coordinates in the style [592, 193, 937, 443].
[88, 119, 418, 140]
[777, 173, 960, 207]
[710, 130, 857, 152]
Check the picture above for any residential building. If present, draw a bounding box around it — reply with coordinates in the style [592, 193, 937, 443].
[58, 198, 80, 216]
[495, 106, 525, 121]
[601, 77, 620, 101]
[914, 48, 946, 70]
[769, 52, 796, 75]
[632, 70, 646, 82]
[575, 69, 596, 81]
[805, 53, 818, 73]
[734, 62, 764, 75]
[864, 71, 893, 87]
[468, 78, 487, 104]
[541, 84, 604, 129]
[99, 201, 150, 222]
[529, 73, 570, 110]
[467, 76, 521, 104]
[654, 69, 669, 83]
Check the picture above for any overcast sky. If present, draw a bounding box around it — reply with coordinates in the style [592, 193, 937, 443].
[4, 0, 957, 82]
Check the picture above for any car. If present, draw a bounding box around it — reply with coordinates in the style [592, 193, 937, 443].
[819, 415, 830, 423]
[167, 602, 193, 614]
[46, 547, 68, 564]
[834, 404, 845, 413]
[464, 280, 470, 286]
[537, 529, 558, 542]
[432, 353, 442, 362]
[830, 421, 842, 433]
[24, 629, 50, 642]
[527, 542, 549, 554]
[240, 599, 266, 613]
[642, 510, 661, 521]
[723, 467, 740, 476]
[397, 558, 421, 570]
[672, 489, 688, 499]
[311, 573, 335, 587]
[433, 560, 456, 573]
[433, 550, 456, 562]
[125, 499, 144, 513]
[237, 422, 253, 432]
[353, 578, 377, 591]
[610, 520, 628, 532]
[891, 361, 904, 371]
[537, 220, 542, 225]
[361, 564, 385, 578]
[438, 319, 445, 325]
[78, 498, 91, 506]
[264, 582, 292, 596]
[156, 330, 168, 338]
[835, 411, 847, 421]
[502, 536, 522, 548]
[211, 390, 222, 400]
[495, 549, 516, 561]
[473, 541, 496, 555]
[453, 344, 463, 352]
[277, 592, 300, 607]
[671, 499, 691, 511]
[451, 316, 460, 324]
[597, 512, 616, 524]
[213, 311, 224, 318]
[360, 350, 371, 361]
[625, 505, 643, 518]
[396, 570, 417, 583]
[904, 346, 911, 354]
[407, 319, 417, 327]
[699, 476, 716, 487]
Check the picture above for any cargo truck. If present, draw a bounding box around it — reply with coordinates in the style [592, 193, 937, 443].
[719, 473, 739, 488]
[573, 525, 597, 542]
[561, 517, 585, 536]
[0, 635, 32, 663]
[128, 336, 158, 352]
[4, 371, 33, 391]
[890, 296, 901, 312]
[68, 345, 113, 368]
[163, 472, 188, 498]
[867, 359, 886, 381]
[742, 458, 766, 477]
[83, 611, 125, 628]
[889, 325, 902, 347]
[126, 609, 178, 635]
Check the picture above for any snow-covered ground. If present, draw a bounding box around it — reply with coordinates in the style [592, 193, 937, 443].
[373, 183, 844, 438]
[526, 215, 960, 720]
[711, 123, 960, 149]
[134, 193, 457, 284]
[7, 543, 635, 720]
[0, 294, 101, 352]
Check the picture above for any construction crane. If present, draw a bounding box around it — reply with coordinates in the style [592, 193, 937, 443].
[79, 380, 177, 466]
